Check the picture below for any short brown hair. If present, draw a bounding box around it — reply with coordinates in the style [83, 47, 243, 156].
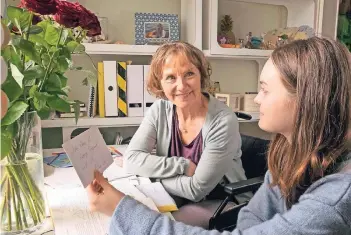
[268, 37, 351, 208]
[147, 41, 211, 99]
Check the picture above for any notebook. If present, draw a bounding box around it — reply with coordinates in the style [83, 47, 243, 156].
[87, 85, 97, 118]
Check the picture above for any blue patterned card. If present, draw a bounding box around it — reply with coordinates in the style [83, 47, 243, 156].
[135, 12, 180, 45]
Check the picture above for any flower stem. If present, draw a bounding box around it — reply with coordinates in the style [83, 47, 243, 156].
[39, 26, 64, 92]
[7, 178, 12, 231]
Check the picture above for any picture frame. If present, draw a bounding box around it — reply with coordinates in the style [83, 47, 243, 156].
[215, 93, 241, 112]
[135, 12, 180, 45]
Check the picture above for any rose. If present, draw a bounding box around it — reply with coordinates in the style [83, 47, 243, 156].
[53, 1, 81, 28]
[54, 1, 101, 37]
[77, 5, 101, 36]
[20, 0, 58, 15]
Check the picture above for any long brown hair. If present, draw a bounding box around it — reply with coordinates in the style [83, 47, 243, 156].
[268, 37, 351, 207]
[147, 41, 211, 99]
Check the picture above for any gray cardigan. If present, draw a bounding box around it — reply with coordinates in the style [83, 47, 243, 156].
[123, 94, 247, 202]
[110, 161, 351, 235]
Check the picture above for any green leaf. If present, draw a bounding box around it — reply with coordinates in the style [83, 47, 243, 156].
[67, 41, 79, 53]
[1, 124, 14, 159]
[74, 44, 85, 53]
[1, 45, 23, 71]
[56, 56, 69, 73]
[10, 63, 24, 88]
[29, 85, 38, 98]
[29, 34, 49, 49]
[41, 53, 50, 68]
[37, 106, 51, 119]
[12, 38, 41, 63]
[45, 73, 62, 90]
[82, 77, 88, 86]
[60, 47, 71, 60]
[24, 78, 36, 87]
[23, 65, 45, 80]
[70, 66, 83, 71]
[33, 96, 46, 111]
[1, 75, 22, 101]
[72, 100, 84, 124]
[57, 73, 68, 87]
[7, 6, 31, 33]
[29, 25, 43, 34]
[45, 24, 60, 45]
[47, 95, 70, 112]
[59, 28, 69, 45]
[1, 101, 28, 126]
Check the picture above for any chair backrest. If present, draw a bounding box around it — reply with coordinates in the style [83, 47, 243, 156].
[240, 134, 270, 179]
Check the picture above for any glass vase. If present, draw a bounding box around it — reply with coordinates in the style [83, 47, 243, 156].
[0, 111, 46, 235]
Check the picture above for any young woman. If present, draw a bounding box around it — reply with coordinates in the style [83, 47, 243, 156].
[119, 42, 248, 227]
[87, 37, 351, 234]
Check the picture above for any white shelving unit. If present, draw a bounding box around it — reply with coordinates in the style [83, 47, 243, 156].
[35, 0, 340, 149]
[42, 115, 259, 128]
[83, 43, 159, 56]
[41, 117, 144, 128]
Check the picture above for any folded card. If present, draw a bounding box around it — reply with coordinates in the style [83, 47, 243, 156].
[62, 126, 113, 187]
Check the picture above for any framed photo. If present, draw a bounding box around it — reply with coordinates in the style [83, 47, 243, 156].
[135, 13, 180, 45]
[215, 93, 241, 112]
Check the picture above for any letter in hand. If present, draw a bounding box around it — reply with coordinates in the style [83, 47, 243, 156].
[86, 170, 125, 217]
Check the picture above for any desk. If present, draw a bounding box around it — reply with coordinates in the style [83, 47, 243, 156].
[36, 161, 154, 235]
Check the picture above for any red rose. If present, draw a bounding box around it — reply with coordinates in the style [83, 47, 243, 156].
[53, 1, 81, 28]
[77, 5, 101, 36]
[20, 0, 58, 15]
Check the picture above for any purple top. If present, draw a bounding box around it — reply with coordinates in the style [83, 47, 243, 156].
[168, 107, 203, 165]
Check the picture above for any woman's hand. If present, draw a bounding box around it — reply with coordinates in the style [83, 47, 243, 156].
[185, 160, 197, 177]
[86, 170, 125, 217]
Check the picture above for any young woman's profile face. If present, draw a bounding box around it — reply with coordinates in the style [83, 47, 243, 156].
[254, 59, 295, 138]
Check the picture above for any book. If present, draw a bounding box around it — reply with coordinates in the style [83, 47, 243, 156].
[97, 62, 105, 118]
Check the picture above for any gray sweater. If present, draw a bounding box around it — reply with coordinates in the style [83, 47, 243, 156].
[124, 94, 247, 202]
[109, 162, 351, 235]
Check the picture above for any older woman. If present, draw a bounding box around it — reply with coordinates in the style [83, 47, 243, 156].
[121, 41, 248, 227]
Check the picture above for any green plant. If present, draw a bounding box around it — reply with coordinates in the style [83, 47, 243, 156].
[0, 2, 98, 232]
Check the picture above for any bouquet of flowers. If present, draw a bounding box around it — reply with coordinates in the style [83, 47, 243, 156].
[1, 0, 100, 233]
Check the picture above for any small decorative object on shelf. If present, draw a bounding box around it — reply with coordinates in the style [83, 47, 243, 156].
[82, 16, 110, 44]
[263, 25, 315, 49]
[135, 13, 179, 45]
[217, 15, 236, 46]
[242, 92, 260, 112]
[238, 38, 245, 48]
[0, 1, 98, 234]
[215, 93, 241, 112]
[245, 32, 253, 48]
[207, 81, 221, 96]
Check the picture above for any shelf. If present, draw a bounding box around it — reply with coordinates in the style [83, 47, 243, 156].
[82, 43, 159, 56]
[41, 115, 258, 128]
[81, 44, 270, 59]
[203, 49, 271, 60]
[41, 117, 144, 128]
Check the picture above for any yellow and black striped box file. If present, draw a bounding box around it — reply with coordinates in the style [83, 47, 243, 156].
[117, 62, 127, 117]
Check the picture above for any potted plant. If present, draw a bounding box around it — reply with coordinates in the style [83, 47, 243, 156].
[0, 0, 99, 233]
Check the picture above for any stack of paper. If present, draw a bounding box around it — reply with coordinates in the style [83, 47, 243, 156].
[136, 182, 178, 213]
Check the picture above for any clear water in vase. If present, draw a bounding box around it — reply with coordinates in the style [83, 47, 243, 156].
[0, 112, 46, 234]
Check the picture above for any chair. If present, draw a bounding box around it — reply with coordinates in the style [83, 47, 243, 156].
[209, 134, 270, 231]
